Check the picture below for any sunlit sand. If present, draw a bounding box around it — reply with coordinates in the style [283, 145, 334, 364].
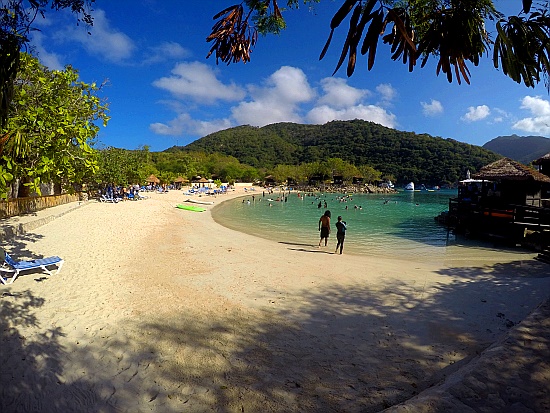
[1, 188, 549, 412]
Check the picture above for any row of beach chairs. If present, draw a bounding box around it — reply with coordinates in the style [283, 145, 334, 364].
[99, 192, 148, 203]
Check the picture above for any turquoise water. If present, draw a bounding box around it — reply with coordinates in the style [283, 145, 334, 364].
[212, 189, 465, 257]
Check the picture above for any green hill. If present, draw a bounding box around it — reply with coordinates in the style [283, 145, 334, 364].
[482, 134, 550, 164]
[173, 120, 500, 186]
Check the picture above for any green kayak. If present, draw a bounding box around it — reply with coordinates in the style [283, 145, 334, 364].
[176, 204, 206, 212]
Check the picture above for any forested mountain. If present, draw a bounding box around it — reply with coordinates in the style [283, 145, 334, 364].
[482, 135, 550, 164]
[173, 120, 500, 185]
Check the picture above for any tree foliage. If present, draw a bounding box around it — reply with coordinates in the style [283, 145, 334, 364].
[180, 119, 501, 186]
[95, 146, 151, 186]
[148, 149, 261, 184]
[1, 53, 108, 197]
[0, 0, 95, 129]
[208, 0, 550, 90]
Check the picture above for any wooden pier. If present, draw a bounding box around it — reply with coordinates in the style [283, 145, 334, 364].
[442, 198, 550, 257]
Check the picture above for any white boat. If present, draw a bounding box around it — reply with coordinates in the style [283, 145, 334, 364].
[379, 180, 395, 189]
[185, 198, 214, 205]
[404, 182, 415, 191]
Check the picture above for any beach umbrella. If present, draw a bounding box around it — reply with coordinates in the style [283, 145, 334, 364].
[146, 174, 160, 184]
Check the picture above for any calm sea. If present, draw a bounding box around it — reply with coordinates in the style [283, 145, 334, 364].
[211, 189, 532, 261]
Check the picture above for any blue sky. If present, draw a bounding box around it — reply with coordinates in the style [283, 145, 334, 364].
[29, 1, 550, 152]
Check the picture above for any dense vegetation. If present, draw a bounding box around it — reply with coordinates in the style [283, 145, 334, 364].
[483, 135, 550, 165]
[1, 53, 108, 198]
[175, 120, 501, 186]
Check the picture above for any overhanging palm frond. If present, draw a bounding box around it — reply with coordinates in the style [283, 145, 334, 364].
[494, 11, 550, 90]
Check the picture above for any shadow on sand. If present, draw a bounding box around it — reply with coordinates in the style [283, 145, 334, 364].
[1, 259, 549, 412]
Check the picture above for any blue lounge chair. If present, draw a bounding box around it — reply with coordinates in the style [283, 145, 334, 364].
[0, 249, 64, 285]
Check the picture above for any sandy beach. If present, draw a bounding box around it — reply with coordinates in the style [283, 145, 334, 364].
[1, 189, 549, 412]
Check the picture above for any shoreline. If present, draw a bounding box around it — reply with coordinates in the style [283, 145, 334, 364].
[211, 190, 539, 266]
[1, 188, 549, 412]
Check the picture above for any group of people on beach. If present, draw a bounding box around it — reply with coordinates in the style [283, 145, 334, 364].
[318, 210, 347, 254]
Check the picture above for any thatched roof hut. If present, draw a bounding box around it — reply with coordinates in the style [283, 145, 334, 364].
[471, 158, 550, 207]
[191, 176, 211, 187]
[172, 176, 188, 189]
[533, 153, 550, 178]
[533, 153, 550, 164]
[473, 158, 550, 183]
[146, 174, 160, 184]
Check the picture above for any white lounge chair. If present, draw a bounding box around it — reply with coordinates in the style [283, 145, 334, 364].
[0, 249, 64, 285]
[99, 194, 119, 203]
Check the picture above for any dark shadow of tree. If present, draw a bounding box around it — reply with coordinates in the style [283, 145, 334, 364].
[0, 290, 112, 412]
[127, 258, 550, 412]
[1, 232, 46, 259]
[1, 258, 549, 412]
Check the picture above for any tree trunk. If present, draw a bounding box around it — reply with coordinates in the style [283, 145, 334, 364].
[18, 177, 31, 198]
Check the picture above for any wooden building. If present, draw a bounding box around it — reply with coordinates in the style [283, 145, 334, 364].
[445, 158, 550, 246]
[191, 176, 212, 188]
[172, 176, 188, 190]
[533, 153, 550, 178]
[264, 175, 276, 186]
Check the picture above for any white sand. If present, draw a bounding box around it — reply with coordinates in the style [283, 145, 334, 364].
[1, 189, 549, 412]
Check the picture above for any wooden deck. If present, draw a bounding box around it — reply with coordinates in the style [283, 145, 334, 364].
[445, 198, 550, 245]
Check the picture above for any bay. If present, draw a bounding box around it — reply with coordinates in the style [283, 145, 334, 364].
[211, 189, 533, 262]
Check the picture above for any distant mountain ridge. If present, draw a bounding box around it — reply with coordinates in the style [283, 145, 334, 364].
[482, 135, 550, 164]
[175, 120, 501, 185]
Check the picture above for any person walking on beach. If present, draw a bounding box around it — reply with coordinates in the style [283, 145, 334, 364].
[318, 210, 331, 247]
[335, 216, 347, 254]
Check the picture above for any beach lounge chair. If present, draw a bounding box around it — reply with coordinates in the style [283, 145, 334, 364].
[0, 249, 64, 285]
[99, 194, 119, 203]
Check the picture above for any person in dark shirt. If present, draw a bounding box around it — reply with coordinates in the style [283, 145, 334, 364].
[335, 216, 347, 254]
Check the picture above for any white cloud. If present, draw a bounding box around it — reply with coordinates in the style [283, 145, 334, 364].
[143, 42, 190, 65]
[491, 108, 510, 124]
[150, 65, 397, 137]
[376, 83, 397, 106]
[512, 96, 550, 134]
[150, 113, 233, 136]
[316, 77, 369, 109]
[31, 32, 65, 71]
[152, 62, 245, 103]
[60, 9, 135, 63]
[231, 66, 315, 125]
[307, 79, 395, 127]
[421, 99, 443, 116]
[520, 95, 550, 115]
[462, 105, 490, 122]
[306, 104, 397, 128]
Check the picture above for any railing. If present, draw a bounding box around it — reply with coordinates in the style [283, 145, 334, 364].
[0, 193, 81, 219]
[513, 204, 550, 228]
[447, 197, 550, 240]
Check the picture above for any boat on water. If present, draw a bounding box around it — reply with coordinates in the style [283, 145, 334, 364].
[404, 182, 415, 191]
[185, 198, 214, 205]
